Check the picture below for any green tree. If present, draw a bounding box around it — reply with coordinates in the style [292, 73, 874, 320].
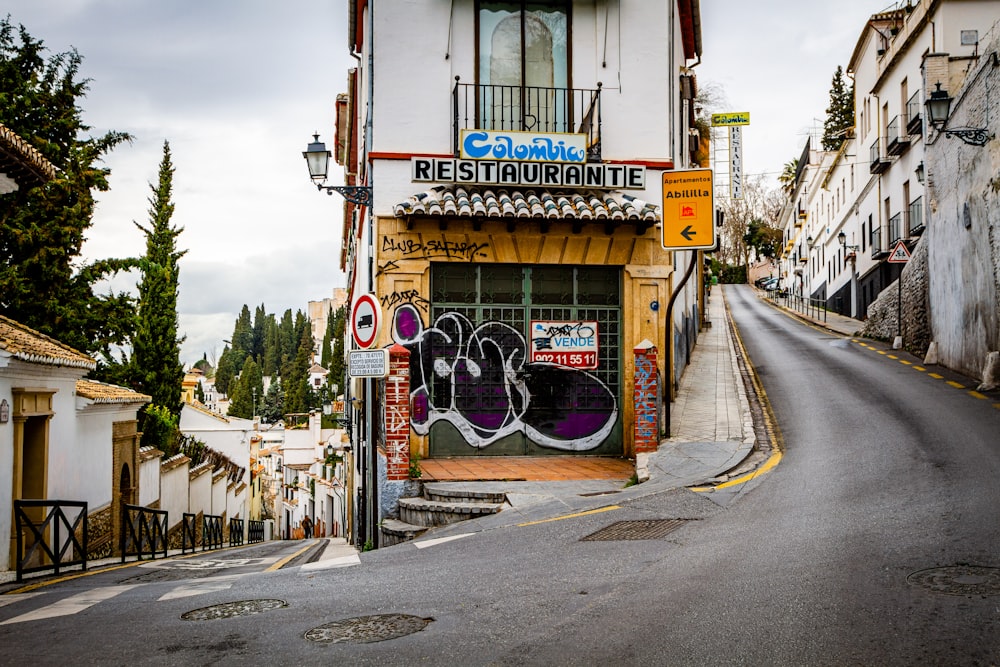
[744, 219, 784, 261]
[260, 378, 283, 423]
[0, 18, 137, 353]
[778, 158, 799, 194]
[228, 356, 262, 419]
[131, 141, 185, 416]
[283, 324, 314, 415]
[822, 66, 854, 151]
[214, 345, 235, 395]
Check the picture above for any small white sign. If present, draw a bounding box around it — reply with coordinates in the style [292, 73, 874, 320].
[529, 321, 599, 369]
[349, 349, 389, 378]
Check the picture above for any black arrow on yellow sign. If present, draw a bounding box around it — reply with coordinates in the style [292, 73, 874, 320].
[680, 225, 696, 241]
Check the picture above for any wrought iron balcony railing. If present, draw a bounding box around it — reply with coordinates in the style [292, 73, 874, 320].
[888, 212, 903, 246]
[908, 196, 924, 236]
[453, 79, 602, 162]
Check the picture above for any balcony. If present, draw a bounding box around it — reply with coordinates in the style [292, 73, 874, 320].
[908, 196, 925, 236]
[870, 139, 890, 174]
[453, 80, 602, 162]
[906, 91, 923, 136]
[870, 225, 888, 259]
[888, 212, 903, 246]
[886, 115, 910, 155]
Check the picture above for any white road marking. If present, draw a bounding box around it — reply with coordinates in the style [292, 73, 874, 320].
[0, 585, 139, 625]
[157, 575, 240, 601]
[0, 592, 46, 608]
[300, 554, 361, 571]
[413, 534, 474, 549]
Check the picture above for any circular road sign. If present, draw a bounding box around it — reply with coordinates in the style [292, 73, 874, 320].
[351, 293, 381, 349]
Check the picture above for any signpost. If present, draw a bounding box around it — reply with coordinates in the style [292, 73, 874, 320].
[887, 240, 910, 348]
[661, 168, 715, 250]
[350, 293, 381, 349]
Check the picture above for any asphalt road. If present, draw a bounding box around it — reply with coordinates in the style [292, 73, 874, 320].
[3, 285, 1000, 665]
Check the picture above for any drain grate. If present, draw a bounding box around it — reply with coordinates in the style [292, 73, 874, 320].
[305, 614, 434, 644]
[181, 599, 288, 621]
[581, 519, 688, 541]
[907, 565, 1000, 597]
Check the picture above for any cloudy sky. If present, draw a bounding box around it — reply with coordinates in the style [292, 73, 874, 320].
[7, 0, 887, 367]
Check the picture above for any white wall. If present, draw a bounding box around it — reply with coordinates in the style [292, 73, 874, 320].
[138, 451, 160, 507]
[160, 456, 190, 530]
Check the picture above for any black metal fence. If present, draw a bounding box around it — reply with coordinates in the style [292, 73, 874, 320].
[14, 500, 88, 582]
[181, 512, 198, 554]
[453, 80, 602, 162]
[229, 518, 244, 547]
[203, 514, 223, 551]
[120, 504, 168, 562]
[766, 289, 829, 323]
[248, 520, 265, 544]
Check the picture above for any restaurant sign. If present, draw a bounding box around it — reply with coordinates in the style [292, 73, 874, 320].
[529, 321, 599, 370]
[411, 158, 645, 190]
[459, 130, 587, 163]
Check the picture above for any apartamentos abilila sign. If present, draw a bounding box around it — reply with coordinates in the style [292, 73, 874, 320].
[411, 129, 646, 190]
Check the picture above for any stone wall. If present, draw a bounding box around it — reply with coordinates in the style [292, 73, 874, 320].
[861, 236, 931, 354]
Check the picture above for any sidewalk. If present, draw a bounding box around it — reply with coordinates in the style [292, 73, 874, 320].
[417, 285, 762, 533]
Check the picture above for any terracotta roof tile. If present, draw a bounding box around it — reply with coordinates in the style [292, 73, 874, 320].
[76, 380, 151, 405]
[0, 123, 57, 189]
[0, 314, 96, 370]
[394, 185, 659, 225]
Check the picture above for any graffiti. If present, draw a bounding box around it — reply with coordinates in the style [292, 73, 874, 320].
[381, 290, 430, 311]
[391, 304, 617, 451]
[377, 260, 402, 276]
[381, 237, 489, 262]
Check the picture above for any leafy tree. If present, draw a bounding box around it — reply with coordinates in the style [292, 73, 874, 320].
[283, 324, 314, 415]
[822, 66, 854, 151]
[194, 381, 206, 404]
[141, 404, 178, 452]
[230, 304, 253, 370]
[744, 219, 784, 261]
[0, 18, 137, 353]
[260, 378, 283, 423]
[261, 317, 280, 377]
[717, 174, 784, 278]
[778, 158, 799, 194]
[131, 141, 185, 416]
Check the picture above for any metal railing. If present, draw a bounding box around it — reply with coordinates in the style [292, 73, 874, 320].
[766, 290, 829, 323]
[889, 212, 903, 246]
[229, 518, 245, 547]
[906, 91, 923, 135]
[908, 196, 924, 235]
[870, 225, 885, 258]
[181, 512, 198, 554]
[121, 504, 168, 562]
[14, 500, 88, 582]
[203, 514, 223, 551]
[248, 520, 265, 544]
[453, 79, 602, 162]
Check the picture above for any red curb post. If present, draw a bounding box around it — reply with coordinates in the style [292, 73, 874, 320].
[386, 344, 411, 480]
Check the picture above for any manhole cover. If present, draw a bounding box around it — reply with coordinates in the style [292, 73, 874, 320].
[181, 599, 288, 621]
[581, 519, 688, 541]
[304, 614, 433, 644]
[907, 565, 1000, 597]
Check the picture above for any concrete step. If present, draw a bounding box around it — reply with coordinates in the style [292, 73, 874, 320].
[423, 484, 507, 504]
[380, 519, 429, 547]
[398, 496, 505, 527]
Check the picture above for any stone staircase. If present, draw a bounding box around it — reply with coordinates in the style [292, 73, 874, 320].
[380, 484, 506, 547]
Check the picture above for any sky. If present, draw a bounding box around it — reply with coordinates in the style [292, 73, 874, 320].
[6, 0, 892, 367]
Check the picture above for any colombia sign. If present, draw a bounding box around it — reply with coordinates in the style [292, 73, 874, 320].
[661, 168, 715, 251]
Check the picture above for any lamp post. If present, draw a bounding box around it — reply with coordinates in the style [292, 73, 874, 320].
[924, 81, 994, 146]
[838, 231, 859, 318]
[302, 132, 377, 550]
[302, 134, 373, 206]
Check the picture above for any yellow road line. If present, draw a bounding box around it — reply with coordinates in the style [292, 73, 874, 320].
[929, 373, 944, 379]
[878, 351, 888, 355]
[946, 380, 966, 389]
[887, 354, 898, 359]
[265, 542, 315, 571]
[968, 391, 988, 400]
[517, 505, 620, 527]
[913, 366, 926, 372]
[693, 449, 784, 492]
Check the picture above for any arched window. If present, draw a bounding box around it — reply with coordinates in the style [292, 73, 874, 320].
[478, 1, 569, 132]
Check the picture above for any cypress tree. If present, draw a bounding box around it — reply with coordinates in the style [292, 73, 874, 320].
[822, 66, 855, 151]
[132, 141, 186, 419]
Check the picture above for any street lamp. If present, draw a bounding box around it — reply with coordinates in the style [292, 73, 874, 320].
[924, 81, 993, 146]
[302, 133, 372, 206]
[837, 231, 859, 253]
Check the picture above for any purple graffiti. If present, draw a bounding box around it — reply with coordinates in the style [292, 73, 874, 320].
[391, 305, 617, 451]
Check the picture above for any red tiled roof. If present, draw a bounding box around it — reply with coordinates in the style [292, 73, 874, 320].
[76, 380, 150, 405]
[394, 185, 659, 228]
[0, 314, 95, 370]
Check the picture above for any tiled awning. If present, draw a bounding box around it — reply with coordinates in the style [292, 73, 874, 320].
[393, 185, 660, 235]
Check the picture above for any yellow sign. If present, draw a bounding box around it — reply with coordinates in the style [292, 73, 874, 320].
[661, 169, 715, 250]
[711, 112, 750, 126]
